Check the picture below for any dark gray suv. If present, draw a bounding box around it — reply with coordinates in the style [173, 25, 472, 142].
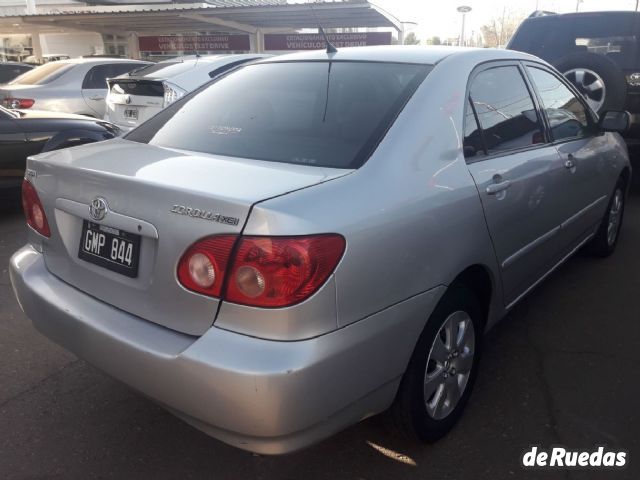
[508, 11, 640, 139]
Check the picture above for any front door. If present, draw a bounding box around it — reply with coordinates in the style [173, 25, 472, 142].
[525, 64, 611, 249]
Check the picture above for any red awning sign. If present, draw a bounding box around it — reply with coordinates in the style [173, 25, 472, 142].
[139, 35, 250, 52]
[264, 32, 392, 51]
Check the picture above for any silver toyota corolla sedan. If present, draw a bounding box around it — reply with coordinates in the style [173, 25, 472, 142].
[10, 46, 631, 454]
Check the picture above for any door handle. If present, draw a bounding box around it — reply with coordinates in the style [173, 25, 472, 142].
[89, 96, 104, 101]
[486, 180, 512, 195]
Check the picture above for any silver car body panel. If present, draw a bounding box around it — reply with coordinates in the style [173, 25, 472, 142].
[10, 46, 630, 453]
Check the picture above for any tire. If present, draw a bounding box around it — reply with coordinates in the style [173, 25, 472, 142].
[585, 178, 626, 257]
[553, 52, 627, 114]
[389, 285, 483, 442]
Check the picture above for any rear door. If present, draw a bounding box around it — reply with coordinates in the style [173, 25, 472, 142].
[524, 63, 610, 248]
[465, 62, 574, 307]
[82, 63, 143, 117]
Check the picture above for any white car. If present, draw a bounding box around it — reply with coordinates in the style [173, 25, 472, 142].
[104, 54, 272, 131]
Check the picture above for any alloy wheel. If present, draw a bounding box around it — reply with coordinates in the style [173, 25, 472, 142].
[563, 68, 606, 112]
[423, 310, 475, 420]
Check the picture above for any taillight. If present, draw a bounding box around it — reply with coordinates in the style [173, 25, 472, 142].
[177, 234, 345, 308]
[4, 97, 35, 109]
[177, 235, 237, 297]
[163, 82, 186, 107]
[21, 179, 50, 237]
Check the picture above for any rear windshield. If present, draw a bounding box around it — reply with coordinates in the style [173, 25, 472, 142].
[125, 61, 193, 79]
[9, 62, 74, 85]
[126, 61, 430, 169]
[509, 14, 639, 68]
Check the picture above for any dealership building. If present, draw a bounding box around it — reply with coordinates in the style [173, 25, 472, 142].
[0, 0, 402, 62]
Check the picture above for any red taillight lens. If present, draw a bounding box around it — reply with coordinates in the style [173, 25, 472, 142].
[177, 234, 346, 308]
[177, 235, 237, 297]
[4, 97, 35, 109]
[21, 179, 50, 237]
[226, 235, 346, 308]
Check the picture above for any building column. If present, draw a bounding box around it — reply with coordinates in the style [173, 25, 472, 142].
[254, 29, 264, 53]
[31, 32, 43, 62]
[127, 32, 140, 59]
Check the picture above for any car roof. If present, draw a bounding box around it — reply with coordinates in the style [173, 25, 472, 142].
[52, 57, 149, 66]
[257, 45, 538, 66]
[158, 53, 271, 64]
[524, 10, 640, 22]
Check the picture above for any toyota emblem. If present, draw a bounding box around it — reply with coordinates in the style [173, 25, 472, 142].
[89, 197, 109, 221]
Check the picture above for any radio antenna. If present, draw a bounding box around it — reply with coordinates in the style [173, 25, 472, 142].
[309, 4, 337, 53]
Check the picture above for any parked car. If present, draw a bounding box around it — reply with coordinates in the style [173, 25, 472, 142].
[0, 105, 120, 199]
[0, 62, 33, 85]
[508, 10, 640, 140]
[0, 58, 150, 118]
[9, 46, 630, 455]
[104, 54, 271, 131]
[23, 54, 71, 64]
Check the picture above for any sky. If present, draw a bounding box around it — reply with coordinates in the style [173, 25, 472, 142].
[371, 0, 640, 41]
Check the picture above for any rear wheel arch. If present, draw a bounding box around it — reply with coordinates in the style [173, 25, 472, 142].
[620, 167, 631, 190]
[448, 264, 493, 329]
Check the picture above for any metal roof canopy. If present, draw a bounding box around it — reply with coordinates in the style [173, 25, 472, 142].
[0, 1, 400, 37]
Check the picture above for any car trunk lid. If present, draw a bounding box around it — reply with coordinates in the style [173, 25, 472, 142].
[105, 78, 164, 129]
[30, 138, 350, 335]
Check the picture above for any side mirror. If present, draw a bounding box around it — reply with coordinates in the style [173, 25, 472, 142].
[598, 110, 631, 133]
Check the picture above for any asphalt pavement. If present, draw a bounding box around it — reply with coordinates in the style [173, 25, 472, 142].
[1, 187, 639, 480]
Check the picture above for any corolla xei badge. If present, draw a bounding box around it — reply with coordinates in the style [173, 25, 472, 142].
[89, 197, 109, 221]
[170, 205, 240, 226]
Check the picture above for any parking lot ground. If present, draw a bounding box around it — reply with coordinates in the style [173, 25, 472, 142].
[1, 189, 639, 480]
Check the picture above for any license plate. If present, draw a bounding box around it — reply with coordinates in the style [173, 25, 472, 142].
[124, 108, 138, 120]
[78, 220, 141, 278]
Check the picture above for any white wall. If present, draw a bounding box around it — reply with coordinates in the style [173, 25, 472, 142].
[38, 32, 104, 57]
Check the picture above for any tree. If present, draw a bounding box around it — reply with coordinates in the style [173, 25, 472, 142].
[480, 8, 526, 47]
[426, 36, 441, 46]
[403, 32, 420, 45]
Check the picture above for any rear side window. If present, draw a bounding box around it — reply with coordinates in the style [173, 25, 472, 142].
[127, 61, 430, 169]
[83, 63, 143, 89]
[9, 62, 73, 85]
[527, 67, 591, 141]
[0, 65, 31, 84]
[468, 66, 544, 154]
[463, 98, 484, 158]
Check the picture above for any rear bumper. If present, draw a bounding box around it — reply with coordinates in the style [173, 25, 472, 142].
[10, 245, 444, 454]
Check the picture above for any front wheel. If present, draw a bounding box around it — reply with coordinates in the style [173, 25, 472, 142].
[389, 286, 483, 442]
[585, 179, 626, 257]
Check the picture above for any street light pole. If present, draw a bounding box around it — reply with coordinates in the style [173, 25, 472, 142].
[576, 0, 583, 12]
[457, 6, 472, 47]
